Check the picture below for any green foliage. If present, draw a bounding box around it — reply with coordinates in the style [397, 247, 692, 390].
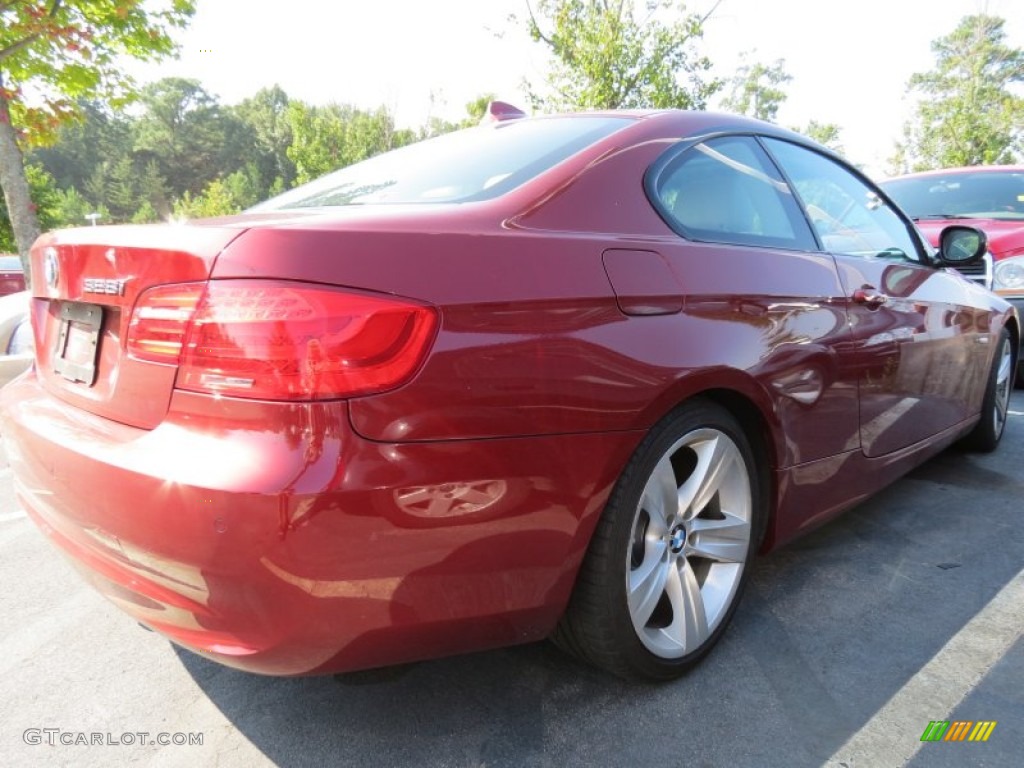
[172, 166, 266, 220]
[232, 85, 297, 193]
[136, 158, 170, 218]
[50, 185, 93, 227]
[1, 0, 195, 259]
[11, 79, 498, 233]
[891, 14, 1024, 173]
[223, 164, 263, 211]
[522, 0, 721, 111]
[132, 77, 244, 197]
[721, 54, 791, 122]
[286, 103, 411, 185]
[31, 101, 131, 190]
[0, 0, 197, 145]
[0, 162, 59, 248]
[131, 199, 158, 223]
[173, 177, 241, 219]
[419, 93, 496, 139]
[463, 94, 495, 125]
[104, 155, 137, 220]
[797, 120, 844, 155]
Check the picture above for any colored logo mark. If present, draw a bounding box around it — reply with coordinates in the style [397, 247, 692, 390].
[920, 720, 997, 742]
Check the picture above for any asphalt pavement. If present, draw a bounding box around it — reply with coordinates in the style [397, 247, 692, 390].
[1, 394, 1022, 768]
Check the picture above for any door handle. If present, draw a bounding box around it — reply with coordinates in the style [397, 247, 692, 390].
[852, 287, 888, 308]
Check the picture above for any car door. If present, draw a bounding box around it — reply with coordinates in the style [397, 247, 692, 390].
[761, 138, 991, 457]
[646, 135, 860, 468]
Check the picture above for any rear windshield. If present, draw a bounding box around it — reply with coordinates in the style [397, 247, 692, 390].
[882, 170, 1024, 221]
[251, 116, 632, 210]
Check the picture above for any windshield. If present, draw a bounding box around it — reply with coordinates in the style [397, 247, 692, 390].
[881, 170, 1024, 221]
[251, 116, 633, 211]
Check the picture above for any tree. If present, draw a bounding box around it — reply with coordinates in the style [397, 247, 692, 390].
[31, 100, 132, 192]
[720, 54, 791, 122]
[419, 93, 496, 138]
[233, 85, 297, 196]
[222, 164, 262, 210]
[50, 185, 92, 227]
[286, 103, 414, 185]
[797, 120, 844, 155]
[0, 162, 60, 251]
[890, 14, 1024, 173]
[172, 177, 240, 220]
[522, 0, 722, 111]
[103, 155, 137, 220]
[132, 77, 242, 198]
[136, 158, 171, 219]
[0, 0, 196, 269]
[130, 199, 157, 223]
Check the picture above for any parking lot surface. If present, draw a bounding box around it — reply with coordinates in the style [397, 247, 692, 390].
[2, 394, 1022, 768]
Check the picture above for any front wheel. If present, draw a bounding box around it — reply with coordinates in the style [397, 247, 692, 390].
[553, 400, 764, 681]
[961, 327, 1014, 452]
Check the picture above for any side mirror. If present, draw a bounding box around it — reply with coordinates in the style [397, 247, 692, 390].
[935, 225, 987, 266]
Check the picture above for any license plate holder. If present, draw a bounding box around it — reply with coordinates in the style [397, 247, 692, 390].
[54, 302, 102, 385]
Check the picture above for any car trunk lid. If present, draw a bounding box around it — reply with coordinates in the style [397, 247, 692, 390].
[29, 224, 245, 429]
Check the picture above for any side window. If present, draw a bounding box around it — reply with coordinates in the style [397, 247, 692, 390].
[651, 136, 817, 251]
[763, 138, 923, 262]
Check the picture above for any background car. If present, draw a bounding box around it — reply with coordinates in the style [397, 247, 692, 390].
[881, 166, 1024, 384]
[0, 110, 1017, 682]
[0, 255, 27, 296]
[0, 290, 33, 387]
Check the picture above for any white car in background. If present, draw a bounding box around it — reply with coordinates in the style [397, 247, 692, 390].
[0, 291, 33, 388]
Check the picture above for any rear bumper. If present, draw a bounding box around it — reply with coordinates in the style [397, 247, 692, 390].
[0, 372, 639, 675]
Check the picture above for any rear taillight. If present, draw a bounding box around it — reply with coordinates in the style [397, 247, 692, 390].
[127, 280, 437, 400]
[127, 283, 205, 364]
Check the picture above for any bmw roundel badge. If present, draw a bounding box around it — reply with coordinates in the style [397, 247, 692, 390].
[44, 247, 60, 290]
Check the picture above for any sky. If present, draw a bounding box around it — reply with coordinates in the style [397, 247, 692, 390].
[129, 0, 1022, 177]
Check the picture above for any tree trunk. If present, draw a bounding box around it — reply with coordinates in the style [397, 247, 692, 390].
[0, 72, 41, 279]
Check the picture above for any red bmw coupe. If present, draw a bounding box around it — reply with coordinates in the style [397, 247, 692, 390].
[0, 110, 1017, 681]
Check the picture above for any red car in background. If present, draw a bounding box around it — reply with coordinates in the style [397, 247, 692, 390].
[881, 166, 1024, 384]
[0, 255, 27, 296]
[0, 110, 1017, 681]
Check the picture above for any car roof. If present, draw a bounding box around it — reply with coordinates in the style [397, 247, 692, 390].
[528, 109, 815, 142]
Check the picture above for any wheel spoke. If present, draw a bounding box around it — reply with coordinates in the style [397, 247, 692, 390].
[996, 389, 1008, 426]
[640, 455, 678, 532]
[686, 513, 751, 563]
[996, 343, 1012, 388]
[457, 487, 496, 505]
[677, 434, 736, 519]
[997, 345, 1011, 417]
[662, 558, 709, 653]
[628, 546, 669, 628]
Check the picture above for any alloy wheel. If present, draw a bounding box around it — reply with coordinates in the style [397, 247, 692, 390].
[992, 335, 1013, 439]
[626, 427, 752, 659]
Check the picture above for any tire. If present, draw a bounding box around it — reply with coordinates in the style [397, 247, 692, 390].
[961, 328, 1015, 452]
[553, 399, 764, 681]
